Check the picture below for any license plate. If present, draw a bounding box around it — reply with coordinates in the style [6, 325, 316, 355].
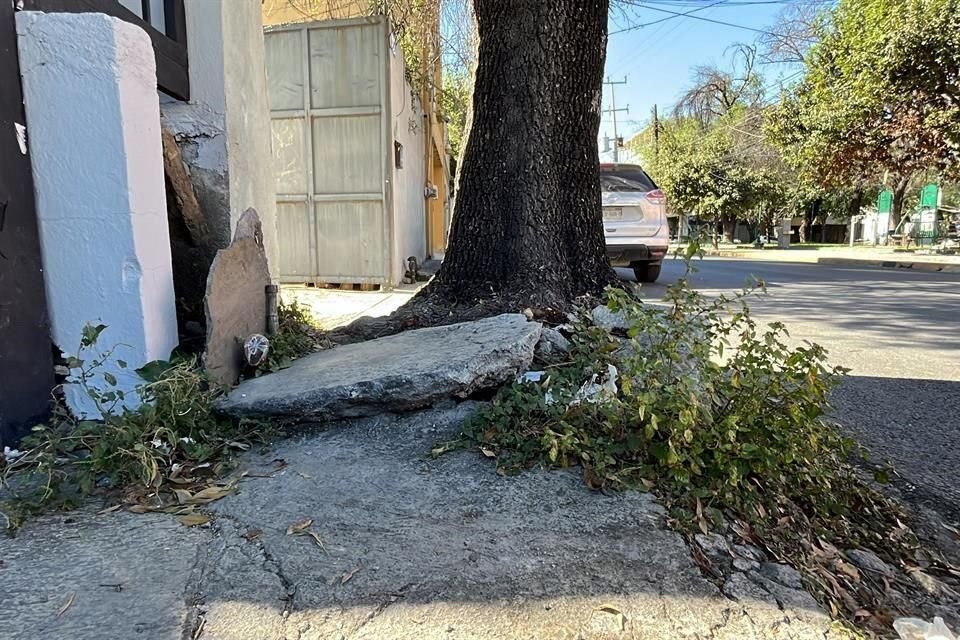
[603, 207, 622, 220]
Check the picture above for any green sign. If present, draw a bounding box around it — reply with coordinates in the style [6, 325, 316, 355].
[920, 183, 939, 209]
[877, 190, 894, 214]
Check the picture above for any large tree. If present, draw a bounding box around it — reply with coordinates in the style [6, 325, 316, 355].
[414, 0, 614, 314]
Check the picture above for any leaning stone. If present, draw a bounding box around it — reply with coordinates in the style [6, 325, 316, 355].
[845, 548, 895, 578]
[534, 327, 571, 364]
[203, 208, 271, 386]
[217, 314, 542, 421]
[695, 533, 732, 559]
[758, 562, 803, 590]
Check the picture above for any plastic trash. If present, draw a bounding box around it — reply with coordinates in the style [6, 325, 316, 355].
[570, 364, 619, 406]
[894, 617, 956, 640]
[517, 371, 546, 384]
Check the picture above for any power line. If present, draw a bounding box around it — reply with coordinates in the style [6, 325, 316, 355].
[612, 1, 818, 41]
[610, 0, 730, 35]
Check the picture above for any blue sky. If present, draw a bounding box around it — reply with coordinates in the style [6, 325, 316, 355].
[601, 1, 795, 142]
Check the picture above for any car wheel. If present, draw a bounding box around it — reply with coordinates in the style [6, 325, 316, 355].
[632, 262, 662, 283]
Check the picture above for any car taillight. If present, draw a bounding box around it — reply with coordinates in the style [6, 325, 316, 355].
[645, 189, 666, 205]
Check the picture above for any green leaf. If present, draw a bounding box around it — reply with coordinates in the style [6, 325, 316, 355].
[136, 360, 171, 383]
[117, 360, 128, 369]
[103, 372, 117, 386]
[81, 323, 108, 348]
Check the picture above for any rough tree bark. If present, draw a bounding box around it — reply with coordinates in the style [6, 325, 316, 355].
[413, 0, 615, 314]
[721, 214, 736, 243]
[891, 175, 910, 229]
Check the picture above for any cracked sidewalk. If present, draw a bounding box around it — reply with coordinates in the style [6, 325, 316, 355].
[1, 404, 838, 640]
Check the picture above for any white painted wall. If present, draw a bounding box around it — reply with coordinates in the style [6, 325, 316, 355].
[162, 0, 278, 273]
[16, 12, 178, 418]
[389, 43, 427, 285]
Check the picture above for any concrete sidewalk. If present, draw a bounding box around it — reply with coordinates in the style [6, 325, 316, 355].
[692, 245, 960, 273]
[282, 283, 422, 331]
[1, 405, 836, 640]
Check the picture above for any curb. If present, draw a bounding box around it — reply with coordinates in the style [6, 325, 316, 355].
[696, 249, 960, 273]
[815, 257, 960, 273]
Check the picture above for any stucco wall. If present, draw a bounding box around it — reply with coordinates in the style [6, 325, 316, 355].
[161, 0, 278, 275]
[17, 12, 178, 418]
[262, 0, 367, 25]
[389, 44, 427, 285]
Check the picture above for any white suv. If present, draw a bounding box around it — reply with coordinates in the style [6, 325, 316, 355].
[600, 163, 669, 282]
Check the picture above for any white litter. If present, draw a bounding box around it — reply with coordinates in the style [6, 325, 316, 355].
[570, 364, 619, 406]
[894, 617, 956, 640]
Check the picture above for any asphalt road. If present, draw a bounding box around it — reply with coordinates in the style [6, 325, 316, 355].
[621, 258, 960, 522]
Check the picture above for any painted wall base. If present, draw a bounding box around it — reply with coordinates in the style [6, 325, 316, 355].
[17, 11, 178, 418]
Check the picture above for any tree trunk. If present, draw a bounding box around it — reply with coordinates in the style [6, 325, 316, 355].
[891, 175, 910, 230]
[415, 0, 614, 312]
[721, 214, 736, 243]
[847, 188, 863, 219]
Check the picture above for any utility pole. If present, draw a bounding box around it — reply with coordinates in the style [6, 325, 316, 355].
[602, 76, 629, 163]
[652, 103, 660, 161]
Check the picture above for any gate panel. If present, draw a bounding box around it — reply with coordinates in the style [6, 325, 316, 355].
[266, 18, 387, 285]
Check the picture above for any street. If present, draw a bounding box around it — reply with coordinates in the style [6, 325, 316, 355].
[628, 258, 960, 522]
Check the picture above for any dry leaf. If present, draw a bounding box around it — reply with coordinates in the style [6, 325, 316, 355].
[696, 498, 708, 535]
[835, 560, 861, 582]
[287, 518, 314, 535]
[178, 514, 212, 527]
[57, 592, 76, 617]
[173, 489, 194, 504]
[305, 530, 326, 551]
[191, 485, 234, 503]
[296, 471, 312, 479]
[243, 528, 263, 541]
[97, 504, 123, 515]
[341, 566, 362, 584]
[480, 448, 496, 458]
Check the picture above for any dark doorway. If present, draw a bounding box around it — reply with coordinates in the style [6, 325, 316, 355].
[0, 2, 54, 447]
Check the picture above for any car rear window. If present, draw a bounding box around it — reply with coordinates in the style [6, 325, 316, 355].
[600, 165, 657, 193]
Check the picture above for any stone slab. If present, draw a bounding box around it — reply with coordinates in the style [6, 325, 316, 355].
[204, 208, 271, 386]
[217, 314, 542, 420]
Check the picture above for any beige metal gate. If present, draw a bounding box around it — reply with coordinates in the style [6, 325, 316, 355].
[266, 18, 391, 284]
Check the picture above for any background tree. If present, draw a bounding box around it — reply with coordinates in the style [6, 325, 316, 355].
[766, 0, 960, 227]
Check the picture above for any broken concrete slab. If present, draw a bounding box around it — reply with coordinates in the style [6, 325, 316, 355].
[197, 405, 834, 640]
[203, 208, 272, 386]
[0, 405, 838, 640]
[0, 509, 207, 640]
[535, 326, 571, 364]
[217, 314, 542, 421]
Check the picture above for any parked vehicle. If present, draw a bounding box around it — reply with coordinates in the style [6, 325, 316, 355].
[600, 163, 669, 282]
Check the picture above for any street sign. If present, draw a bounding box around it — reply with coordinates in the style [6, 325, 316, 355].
[878, 190, 894, 214]
[920, 183, 939, 209]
